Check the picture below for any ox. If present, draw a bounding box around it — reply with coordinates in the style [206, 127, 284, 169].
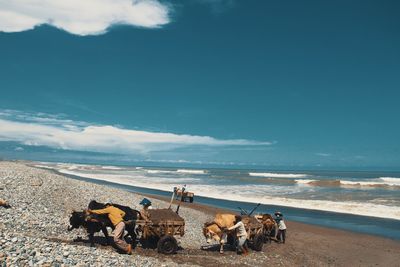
[255, 213, 277, 241]
[203, 213, 236, 254]
[68, 201, 140, 247]
[68, 211, 111, 247]
[88, 200, 140, 244]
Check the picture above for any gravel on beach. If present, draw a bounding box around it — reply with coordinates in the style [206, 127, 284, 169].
[1, 161, 400, 267]
[0, 161, 210, 266]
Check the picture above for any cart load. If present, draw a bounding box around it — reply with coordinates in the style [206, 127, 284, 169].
[137, 208, 185, 254]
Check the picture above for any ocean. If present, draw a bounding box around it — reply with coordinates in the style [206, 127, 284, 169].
[34, 162, 400, 240]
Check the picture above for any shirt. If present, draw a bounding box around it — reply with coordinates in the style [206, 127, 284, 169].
[90, 206, 125, 226]
[278, 219, 287, 230]
[228, 221, 248, 237]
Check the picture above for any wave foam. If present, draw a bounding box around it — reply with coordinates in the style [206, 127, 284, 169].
[145, 170, 176, 174]
[54, 168, 400, 220]
[176, 169, 206, 174]
[101, 166, 122, 170]
[379, 177, 400, 186]
[249, 172, 308, 178]
[295, 179, 317, 184]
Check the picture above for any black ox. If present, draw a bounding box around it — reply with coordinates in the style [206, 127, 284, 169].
[68, 200, 140, 247]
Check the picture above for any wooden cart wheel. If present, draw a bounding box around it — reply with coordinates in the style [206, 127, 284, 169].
[252, 234, 264, 251]
[157, 235, 178, 254]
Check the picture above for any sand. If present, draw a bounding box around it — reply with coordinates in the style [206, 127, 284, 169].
[1, 161, 399, 266]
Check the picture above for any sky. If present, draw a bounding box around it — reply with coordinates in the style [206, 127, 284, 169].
[0, 0, 399, 170]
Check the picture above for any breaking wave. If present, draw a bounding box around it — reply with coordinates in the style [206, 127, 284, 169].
[249, 172, 308, 178]
[379, 177, 400, 186]
[294, 178, 400, 188]
[176, 169, 206, 174]
[101, 166, 122, 170]
[33, 162, 400, 221]
[53, 169, 400, 220]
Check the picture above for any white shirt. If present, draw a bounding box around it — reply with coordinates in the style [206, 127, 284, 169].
[228, 221, 248, 237]
[278, 220, 287, 230]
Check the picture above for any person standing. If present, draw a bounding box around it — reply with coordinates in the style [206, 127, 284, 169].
[139, 198, 152, 221]
[88, 203, 132, 254]
[228, 215, 249, 255]
[275, 211, 287, 243]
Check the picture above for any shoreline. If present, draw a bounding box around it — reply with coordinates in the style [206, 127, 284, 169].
[1, 161, 400, 266]
[36, 163, 400, 241]
[53, 165, 400, 221]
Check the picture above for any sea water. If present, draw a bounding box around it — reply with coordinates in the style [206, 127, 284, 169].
[34, 162, 400, 240]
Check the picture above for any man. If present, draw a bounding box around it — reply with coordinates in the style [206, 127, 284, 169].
[275, 211, 287, 244]
[139, 198, 152, 221]
[88, 203, 132, 254]
[227, 215, 249, 255]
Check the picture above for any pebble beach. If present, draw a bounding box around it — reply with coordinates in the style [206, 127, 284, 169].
[1, 161, 400, 267]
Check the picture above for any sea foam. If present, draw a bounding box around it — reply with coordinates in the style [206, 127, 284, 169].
[249, 172, 308, 178]
[54, 168, 400, 220]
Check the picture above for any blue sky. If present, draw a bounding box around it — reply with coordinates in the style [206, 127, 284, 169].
[0, 0, 399, 169]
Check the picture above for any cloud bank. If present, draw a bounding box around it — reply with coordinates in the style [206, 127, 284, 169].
[0, 0, 170, 35]
[0, 111, 271, 155]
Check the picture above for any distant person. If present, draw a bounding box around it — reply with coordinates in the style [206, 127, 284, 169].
[139, 198, 152, 221]
[88, 203, 132, 254]
[275, 211, 287, 244]
[227, 215, 249, 255]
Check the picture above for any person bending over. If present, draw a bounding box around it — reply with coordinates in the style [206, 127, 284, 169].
[88, 203, 132, 254]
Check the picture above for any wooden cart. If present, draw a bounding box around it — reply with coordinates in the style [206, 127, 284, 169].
[175, 189, 194, 203]
[136, 208, 185, 254]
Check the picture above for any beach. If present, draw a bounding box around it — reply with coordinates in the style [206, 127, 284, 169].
[1, 161, 400, 266]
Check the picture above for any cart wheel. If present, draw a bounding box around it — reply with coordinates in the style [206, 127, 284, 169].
[157, 235, 178, 254]
[252, 234, 264, 251]
[189, 197, 194, 203]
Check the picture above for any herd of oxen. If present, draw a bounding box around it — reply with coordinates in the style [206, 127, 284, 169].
[67, 200, 279, 254]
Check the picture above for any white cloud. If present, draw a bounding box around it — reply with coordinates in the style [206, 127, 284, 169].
[0, 0, 170, 35]
[0, 112, 271, 155]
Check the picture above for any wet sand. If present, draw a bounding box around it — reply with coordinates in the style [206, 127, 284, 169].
[145, 193, 400, 266]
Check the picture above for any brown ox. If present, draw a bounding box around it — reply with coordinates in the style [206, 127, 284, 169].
[203, 213, 236, 253]
[255, 214, 277, 240]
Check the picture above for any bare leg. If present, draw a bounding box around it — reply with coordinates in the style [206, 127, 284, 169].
[219, 243, 224, 254]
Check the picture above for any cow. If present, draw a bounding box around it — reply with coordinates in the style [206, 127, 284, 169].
[255, 213, 277, 241]
[203, 213, 236, 254]
[68, 211, 111, 247]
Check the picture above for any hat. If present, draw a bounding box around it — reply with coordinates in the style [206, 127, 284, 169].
[140, 198, 152, 206]
[274, 211, 283, 217]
